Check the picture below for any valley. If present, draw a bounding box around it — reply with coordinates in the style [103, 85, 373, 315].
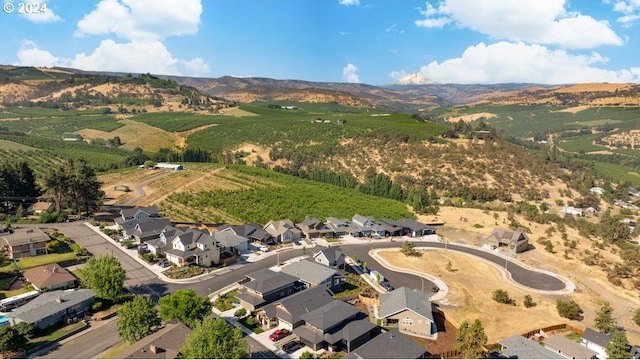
[2, 66, 640, 355]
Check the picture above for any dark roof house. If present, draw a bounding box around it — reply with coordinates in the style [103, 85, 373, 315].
[236, 269, 303, 311]
[280, 259, 343, 292]
[260, 286, 335, 329]
[313, 246, 345, 269]
[344, 329, 427, 359]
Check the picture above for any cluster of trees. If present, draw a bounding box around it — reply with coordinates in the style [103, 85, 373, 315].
[43, 158, 104, 214]
[0, 161, 39, 211]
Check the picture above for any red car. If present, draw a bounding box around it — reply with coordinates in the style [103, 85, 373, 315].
[269, 329, 290, 341]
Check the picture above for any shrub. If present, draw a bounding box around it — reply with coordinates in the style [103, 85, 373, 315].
[633, 309, 640, 327]
[556, 299, 582, 320]
[523, 295, 535, 308]
[492, 289, 515, 305]
[234, 308, 247, 318]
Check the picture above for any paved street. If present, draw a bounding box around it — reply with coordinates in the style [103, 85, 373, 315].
[33, 317, 121, 359]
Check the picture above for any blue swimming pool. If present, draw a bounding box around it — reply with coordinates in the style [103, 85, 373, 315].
[0, 315, 9, 327]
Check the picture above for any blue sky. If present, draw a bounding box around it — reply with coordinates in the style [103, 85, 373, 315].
[2, 0, 640, 85]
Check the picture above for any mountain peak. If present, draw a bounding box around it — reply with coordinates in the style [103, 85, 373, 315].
[395, 72, 434, 85]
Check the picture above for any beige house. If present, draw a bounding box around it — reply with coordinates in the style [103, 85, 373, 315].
[2, 227, 49, 259]
[377, 287, 435, 339]
[482, 228, 529, 254]
[22, 263, 75, 291]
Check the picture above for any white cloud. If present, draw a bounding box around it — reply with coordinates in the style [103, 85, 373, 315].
[15, 40, 60, 67]
[338, 0, 359, 6]
[385, 24, 405, 34]
[415, 0, 623, 49]
[610, 0, 640, 26]
[342, 63, 360, 83]
[415, 41, 640, 84]
[20, 4, 61, 23]
[181, 57, 210, 77]
[75, 0, 202, 41]
[69, 39, 181, 75]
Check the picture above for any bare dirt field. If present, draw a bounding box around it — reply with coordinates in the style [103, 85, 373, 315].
[446, 112, 497, 123]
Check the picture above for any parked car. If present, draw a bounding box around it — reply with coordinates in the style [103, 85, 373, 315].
[431, 286, 440, 293]
[490, 245, 497, 250]
[382, 280, 394, 291]
[259, 245, 270, 252]
[269, 329, 290, 341]
[282, 341, 304, 353]
[160, 260, 171, 268]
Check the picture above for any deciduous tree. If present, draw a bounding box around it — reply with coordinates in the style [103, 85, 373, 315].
[117, 295, 161, 343]
[82, 254, 126, 301]
[556, 299, 582, 320]
[159, 289, 212, 329]
[179, 317, 246, 359]
[0, 326, 28, 358]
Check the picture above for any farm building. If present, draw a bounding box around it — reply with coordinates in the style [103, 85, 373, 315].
[155, 163, 183, 170]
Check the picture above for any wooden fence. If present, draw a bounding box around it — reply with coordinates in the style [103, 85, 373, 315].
[357, 294, 380, 306]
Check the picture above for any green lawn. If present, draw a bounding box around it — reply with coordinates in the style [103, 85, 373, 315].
[0, 276, 16, 290]
[0, 252, 77, 273]
[27, 321, 87, 351]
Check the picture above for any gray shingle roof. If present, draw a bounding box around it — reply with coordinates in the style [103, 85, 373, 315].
[213, 231, 248, 248]
[116, 322, 192, 359]
[299, 300, 360, 331]
[3, 227, 49, 246]
[243, 269, 299, 295]
[9, 289, 95, 325]
[499, 335, 564, 359]
[314, 247, 344, 265]
[582, 328, 614, 348]
[490, 228, 528, 244]
[344, 329, 426, 359]
[544, 335, 598, 359]
[276, 286, 334, 324]
[280, 259, 340, 286]
[378, 287, 434, 323]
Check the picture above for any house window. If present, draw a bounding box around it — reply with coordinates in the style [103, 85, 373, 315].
[334, 278, 340, 285]
[402, 317, 413, 325]
[288, 289, 292, 295]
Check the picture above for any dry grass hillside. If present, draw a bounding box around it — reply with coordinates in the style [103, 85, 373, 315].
[481, 83, 640, 106]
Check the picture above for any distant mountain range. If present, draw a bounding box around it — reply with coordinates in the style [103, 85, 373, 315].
[3, 66, 640, 112]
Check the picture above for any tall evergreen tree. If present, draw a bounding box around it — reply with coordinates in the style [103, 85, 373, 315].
[455, 319, 488, 359]
[594, 302, 618, 334]
[606, 329, 632, 359]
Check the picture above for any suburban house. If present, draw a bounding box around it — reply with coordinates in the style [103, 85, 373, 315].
[292, 299, 372, 352]
[212, 230, 249, 253]
[562, 206, 584, 217]
[313, 247, 345, 269]
[2, 227, 50, 259]
[352, 214, 387, 237]
[144, 225, 183, 254]
[27, 201, 54, 215]
[581, 328, 613, 359]
[114, 322, 192, 359]
[22, 263, 76, 291]
[236, 269, 304, 312]
[217, 223, 273, 244]
[497, 335, 564, 359]
[280, 259, 343, 292]
[126, 218, 173, 243]
[296, 217, 334, 239]
[544, 335, 598, 359]
[8, 288, 96, 329]
[258, 286, 335, 329]
[115, 206, 160, 231]
[377, 287, 435, 339]
[397, 218, 436, 237]
[163, 228, 220, 267]
[374, 218, 404, 237]
[343, 329, 428, 359]
[482, 228, 529, 254]
[376, 218, 434, 237]
[263, 219, 302, 243]
[326, 217, 362, 237]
